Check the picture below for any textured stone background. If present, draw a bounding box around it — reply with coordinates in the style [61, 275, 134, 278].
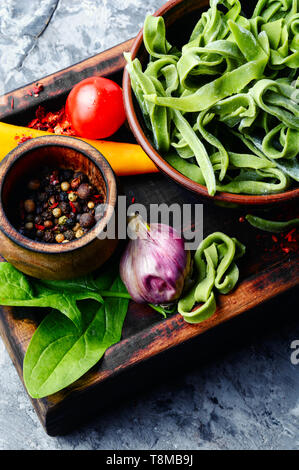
[0, 0, 298, 450]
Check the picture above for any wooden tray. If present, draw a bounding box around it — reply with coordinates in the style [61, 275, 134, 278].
[0, 38, 298, 436]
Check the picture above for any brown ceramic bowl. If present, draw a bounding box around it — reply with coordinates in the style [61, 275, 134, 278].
[123, 0, 299, 206]
[0, 135, 118, 280]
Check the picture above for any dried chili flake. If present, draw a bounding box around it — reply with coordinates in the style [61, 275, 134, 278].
[35, 224, 45, 231]
[27, 90, 33, 97]
[17, 134, 33, 145]
[131, 197, 135, 203]
[285, 229, 296, 242]
[68, 202, 76, 213]
[32, 83, 44, 96]
[28, 117, 40, 128]
[49, 202, 59, 210]
[282, 247, 290, 254]
[11, 98, 14, 109]
[27, 104, 76, 136]
[272, 235, 278, 243]
[92, 194, 103, 202]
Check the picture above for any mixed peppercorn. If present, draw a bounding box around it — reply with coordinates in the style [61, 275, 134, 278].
[17, 168, 104, 243]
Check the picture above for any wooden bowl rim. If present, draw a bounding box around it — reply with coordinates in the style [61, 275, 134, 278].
[122, 0, 299, 206]
[0, 135, 117, 254]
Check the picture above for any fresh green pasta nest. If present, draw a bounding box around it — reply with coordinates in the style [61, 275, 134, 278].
[125, 0, 299, 196]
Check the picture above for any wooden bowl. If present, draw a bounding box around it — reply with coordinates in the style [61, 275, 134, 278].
[0, 135, 118, 280]
[123, 0, 299, 206]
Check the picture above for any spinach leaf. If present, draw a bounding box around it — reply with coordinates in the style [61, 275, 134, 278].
[0, 262, 34, 301]
[38, 274, 103, 300]
[93, 261, 121, 291]
[23, 301, 105, 398]
[23, 276, 129, 398]
[0, 264, 105, 330]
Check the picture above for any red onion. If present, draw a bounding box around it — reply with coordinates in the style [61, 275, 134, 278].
[120, 214, 191, 304]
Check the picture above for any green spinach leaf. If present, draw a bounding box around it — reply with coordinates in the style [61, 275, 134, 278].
[23, 276, 129, 398]
[0, 264, 105, 330]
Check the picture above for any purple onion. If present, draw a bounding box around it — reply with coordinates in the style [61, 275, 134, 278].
[120, 215, 191, 304]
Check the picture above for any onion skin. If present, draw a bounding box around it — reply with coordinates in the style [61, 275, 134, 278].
[120, 222, 191, 304]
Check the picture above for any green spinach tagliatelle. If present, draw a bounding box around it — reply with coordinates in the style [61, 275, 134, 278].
[178, 232, 245, 324]
[125, 0, 299, 196]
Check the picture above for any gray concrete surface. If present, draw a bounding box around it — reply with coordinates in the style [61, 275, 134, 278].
[0, 0, 298, 450]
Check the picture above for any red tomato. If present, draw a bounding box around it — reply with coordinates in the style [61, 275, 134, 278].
[66, 77, 126, 139]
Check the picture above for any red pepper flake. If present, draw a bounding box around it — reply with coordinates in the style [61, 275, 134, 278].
[282, 247, 290, 254]
[32, 83, 44, 96]
[92, 194, 103, 203]
[27, 90, 33, 96]
[49, 202, 59, 210]
[50, 174, 59, 185]
[272, 235, 278, 243]
[285, 229, 296, 242]
[27, 104, 76, 136]
[35, 224, 45, 231]
[17, 135, 33, 145]
[28, 117, 39, 128]
[11, 98, 14, 109]
[69, 201, 77, 213]
[239, 216, 245, 223]
[131, 197, 135, 203]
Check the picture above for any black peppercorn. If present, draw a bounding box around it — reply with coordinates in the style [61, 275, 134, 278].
[74, 172, 86, 183]
[59, 202, 70, 214]
[36, 205, 43, 215]
[77, 183, 93, 200]
[38, 192, 47, 202]
[18, 167, 102, 244]
[36, 230, 44, 238]
[80, 212, 95, 228]
[59, 192, 69, 202]
[45, 185, 55, 195]
[44, 231, 55, 243]
[64, 230, 75, 241]
[42, 210, 52, 220]
[65, 218, 75, 229]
